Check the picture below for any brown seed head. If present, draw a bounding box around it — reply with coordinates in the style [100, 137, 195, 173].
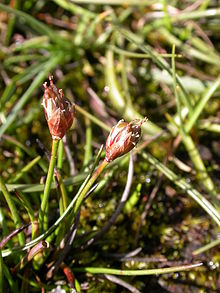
[42, 76, 74, 140]
[105, 118, 146, 162]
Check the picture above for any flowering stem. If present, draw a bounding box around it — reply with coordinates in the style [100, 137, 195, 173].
[57, 140, 69, 212]
[39, 139, 59, 231]
[73, 159, 109, 214]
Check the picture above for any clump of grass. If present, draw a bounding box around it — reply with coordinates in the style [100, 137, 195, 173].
[1, 1, 220, 292]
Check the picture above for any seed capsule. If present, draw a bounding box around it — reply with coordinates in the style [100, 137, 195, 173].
[42, 76, 74, 140]
[105, 118, 146, 162]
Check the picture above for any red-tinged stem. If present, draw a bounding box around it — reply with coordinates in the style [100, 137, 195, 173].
[73, 159, 109, 214]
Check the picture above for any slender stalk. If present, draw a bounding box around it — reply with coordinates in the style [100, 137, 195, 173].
[57, 140, 64, 170]
[172, 45, 184, 133]
[0, 177, 25, 245]
[73, 159, 109, 214]
[39, 139, 59, 231]
[57, 140, 69, 212]
[72, 262, 203, 275]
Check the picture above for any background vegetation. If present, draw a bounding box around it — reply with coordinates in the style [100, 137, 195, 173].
[0, 0, 220, 292]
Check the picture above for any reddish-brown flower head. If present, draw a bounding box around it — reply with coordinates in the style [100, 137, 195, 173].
[42, 76, 74, 140]
[105, 118, 146, 162]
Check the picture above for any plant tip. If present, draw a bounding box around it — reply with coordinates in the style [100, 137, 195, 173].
[105, 118, 146, 162]
[42, 76, 75, 140]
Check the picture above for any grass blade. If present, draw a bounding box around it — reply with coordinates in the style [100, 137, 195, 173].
[72, 262, 203, 275]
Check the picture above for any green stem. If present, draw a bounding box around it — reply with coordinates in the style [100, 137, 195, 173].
[0, 178, 25, 246]
[57, 140, 69, 212]
[2, 147, 104, 257]
[73, 159, 109, 214]
[57, 140, 64, 170]
[72, 262, 203, 276]
[39, 140, 59, 231]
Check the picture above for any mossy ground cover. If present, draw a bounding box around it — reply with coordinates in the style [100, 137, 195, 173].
[0, 1, 220, 292]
